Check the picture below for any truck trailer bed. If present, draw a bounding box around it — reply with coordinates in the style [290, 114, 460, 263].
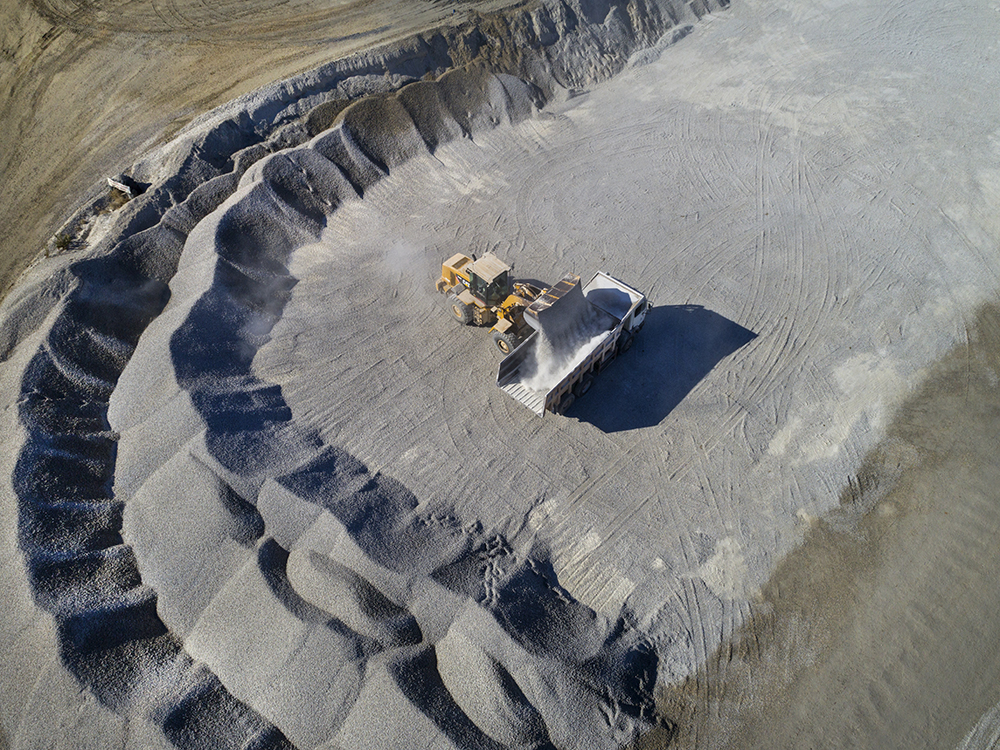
[496, 272, 646, 416]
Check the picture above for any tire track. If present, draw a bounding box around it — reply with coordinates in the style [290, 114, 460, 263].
[29, 0, 394, 41]
[595, 116, 821, 544]
[700, 304, 1000, 750]
[548, 81, 900, 644]
[515, 91, 837, 619]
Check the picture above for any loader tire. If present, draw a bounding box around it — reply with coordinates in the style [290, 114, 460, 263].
[492, 330, 518, 355]
[449, 293, 472, 325]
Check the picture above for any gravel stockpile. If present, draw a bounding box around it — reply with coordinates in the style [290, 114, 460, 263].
[3, 0, 1000, 747]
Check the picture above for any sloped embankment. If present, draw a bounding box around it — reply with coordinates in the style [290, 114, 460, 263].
[4, 0, 726, 747]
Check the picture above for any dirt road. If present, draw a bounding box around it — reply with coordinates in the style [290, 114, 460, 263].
[0, 0, 501, 299]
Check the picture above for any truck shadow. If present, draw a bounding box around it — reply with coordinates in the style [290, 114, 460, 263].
[567, 305, 756, 433]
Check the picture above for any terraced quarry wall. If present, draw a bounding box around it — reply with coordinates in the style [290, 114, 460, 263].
[1, 1, 725, 748]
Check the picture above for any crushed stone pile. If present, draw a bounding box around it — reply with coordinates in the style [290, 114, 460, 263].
[0, 0, 728, 746]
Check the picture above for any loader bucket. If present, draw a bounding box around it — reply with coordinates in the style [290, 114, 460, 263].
[525, 274, 581, 328]
[524, 273, 613, 358]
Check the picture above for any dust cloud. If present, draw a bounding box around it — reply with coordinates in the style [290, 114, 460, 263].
[521, 278, 615, 392]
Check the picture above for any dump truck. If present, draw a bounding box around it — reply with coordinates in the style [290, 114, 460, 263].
[436, 252, 545, 354]
[497, 271, 649, 416]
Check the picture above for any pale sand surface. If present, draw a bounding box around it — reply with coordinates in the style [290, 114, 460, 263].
[3, 0, 1000, 747]
[696, 302, 1000, 749]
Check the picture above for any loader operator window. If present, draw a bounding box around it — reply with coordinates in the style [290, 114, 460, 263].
[470, 271, 508, 306]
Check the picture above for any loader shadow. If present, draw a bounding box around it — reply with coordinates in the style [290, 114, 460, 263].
[567, 305, 756, 433]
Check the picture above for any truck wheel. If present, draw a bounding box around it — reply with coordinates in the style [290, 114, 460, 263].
[574, 374, 594, 398]
[557, 393, 575, 415]
[449, 293, 472, 325]
[492, 330, 518, 355]
[618, 331, 634, 354]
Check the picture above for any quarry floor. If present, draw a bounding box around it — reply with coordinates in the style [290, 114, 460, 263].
[258, 3, 1000, 746]
[3, 0, 1000, 748]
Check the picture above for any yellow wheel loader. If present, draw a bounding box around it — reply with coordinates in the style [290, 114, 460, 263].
[436, 252, 545, 354]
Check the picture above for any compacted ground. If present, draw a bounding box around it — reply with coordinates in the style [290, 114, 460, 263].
[2, 0, 1000, 747]
[246, 5, 1000, 745]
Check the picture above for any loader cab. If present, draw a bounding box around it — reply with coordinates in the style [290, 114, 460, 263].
[467, 254, 513, 306]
